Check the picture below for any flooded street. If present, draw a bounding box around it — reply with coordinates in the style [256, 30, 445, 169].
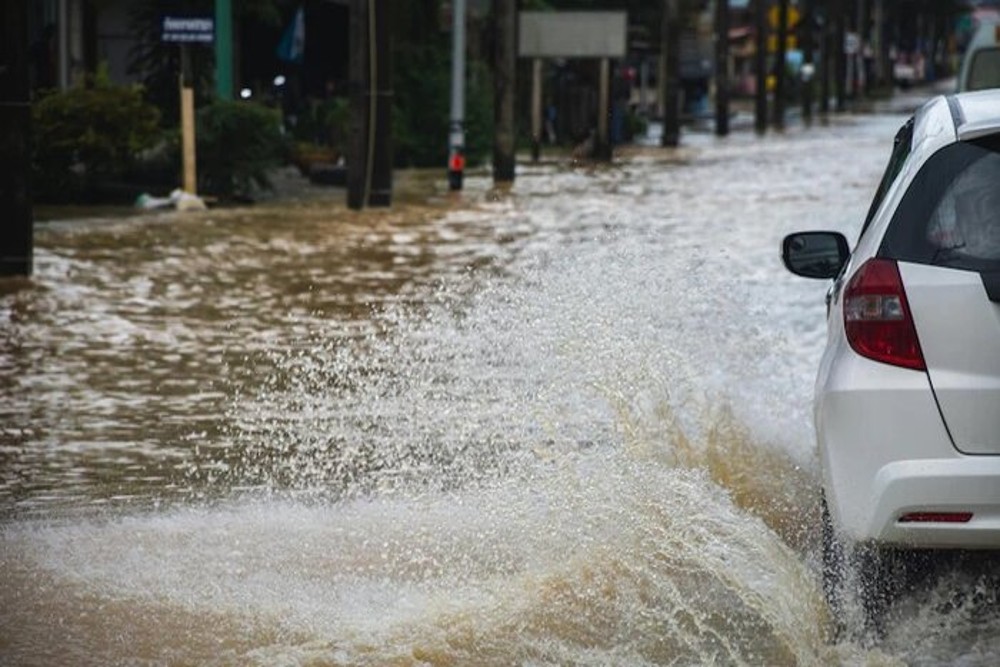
[3, 114, 999, 665]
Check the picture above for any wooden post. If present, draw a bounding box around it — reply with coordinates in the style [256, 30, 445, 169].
[0, 0, 33, 276]
[715, 0, 730, 136]
[492, 0, 516, 183]
[531, 58, 542, 162]
[661, 0, 681, 147]
[180, 46, 197, 194]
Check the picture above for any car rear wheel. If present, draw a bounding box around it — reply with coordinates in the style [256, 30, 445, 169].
[821, 494, 897, 640]
[821, 494, 848, 637]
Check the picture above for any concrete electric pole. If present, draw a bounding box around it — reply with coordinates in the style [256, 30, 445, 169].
[715, 0, 730, 137]
[0, 0, 33, 276]
[493, 0, 516, 183]
[660, 0, 681, 147]
[215, 0, 233, 99]
[773, 0, 789, 129]
[348, 0, 393, 209]
[448, 0, 466, 191]
[754, 0, 768, 134]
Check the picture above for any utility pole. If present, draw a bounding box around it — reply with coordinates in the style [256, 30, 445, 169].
[858, 0, 869, 95]
[660, 0, 681, 147]
[819, 0, 830, 113]
[214, 0, 233, 99]
[715, 0, 730, 137]
[873, 0, 887, 90]
[833, 0, 846, 111]
[493, 0, 516, 183]
[530, 59, 542, 162]
[802, 0, 815, 121]
[531, 58, 543, 162]
[754, 0, 768, 134]
[348, 0, 367, 209]
[594, 58, 612, 159]
[347, 0, 392, 209]
[0, 0, 32, 276]
[448, 0, 466, 191]
[369, 0, 392, 205]
[773, 0, 789, 129]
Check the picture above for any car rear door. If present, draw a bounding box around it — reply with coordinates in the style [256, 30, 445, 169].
[880, 133, 1000, 454]
[902, 263, 1000, 454]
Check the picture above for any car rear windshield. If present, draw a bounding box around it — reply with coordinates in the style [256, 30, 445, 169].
[879, 135, 1000, 272]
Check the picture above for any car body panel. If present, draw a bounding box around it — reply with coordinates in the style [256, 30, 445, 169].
[872, 457, 1000, 547]
[902, 262, 1000, 455]
[956, 89, 1000, 138]
[816, 337, 954, 543]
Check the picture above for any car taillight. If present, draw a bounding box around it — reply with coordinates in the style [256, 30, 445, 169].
[843, 258, 926, 371]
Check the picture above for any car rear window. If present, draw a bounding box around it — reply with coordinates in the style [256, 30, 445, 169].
[879, 135, 1000, 272]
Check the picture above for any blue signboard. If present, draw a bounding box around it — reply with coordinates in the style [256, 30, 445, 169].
[161, 15, 215, 44]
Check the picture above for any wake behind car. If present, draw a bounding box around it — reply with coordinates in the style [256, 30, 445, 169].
[782, 90, 1000, 628]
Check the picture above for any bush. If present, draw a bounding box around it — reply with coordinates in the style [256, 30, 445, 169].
[196, 100, 288, 198]
[293, 96, 351, 152]
[32, 67, 161, 202]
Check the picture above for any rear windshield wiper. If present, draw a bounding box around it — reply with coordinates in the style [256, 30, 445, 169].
[931, 243, 966, 264]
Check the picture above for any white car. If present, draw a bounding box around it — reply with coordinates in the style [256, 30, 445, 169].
[958, 20, 1000, 92]
[782, 89, 1000, 628]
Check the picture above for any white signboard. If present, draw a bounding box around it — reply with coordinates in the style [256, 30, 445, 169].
[519, 12, 627, 58]
[161, 15, 215, 44]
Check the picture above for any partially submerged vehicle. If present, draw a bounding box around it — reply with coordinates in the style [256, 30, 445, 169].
[782, 89, 1000, 631]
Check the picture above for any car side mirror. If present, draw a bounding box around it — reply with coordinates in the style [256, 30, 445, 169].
[782, 231, 850, 279]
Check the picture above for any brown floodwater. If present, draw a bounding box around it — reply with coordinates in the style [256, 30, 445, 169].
[3, 119, 1000, 665]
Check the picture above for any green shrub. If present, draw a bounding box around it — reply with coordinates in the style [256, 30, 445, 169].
[196, 100, 288, 197]
[32, 68, 161, 202]
[294, 96, 351, 153]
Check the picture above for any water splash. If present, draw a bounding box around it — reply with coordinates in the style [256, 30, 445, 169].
[8, 116, 992, 665]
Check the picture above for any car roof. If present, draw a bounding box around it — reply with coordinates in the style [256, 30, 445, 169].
[914, 90, 1000, 148]
[952, 90, 1000, 140]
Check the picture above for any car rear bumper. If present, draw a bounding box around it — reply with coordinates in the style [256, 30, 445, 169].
[817, 345, 1000, 548]
[871, 458, 1000, 548]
